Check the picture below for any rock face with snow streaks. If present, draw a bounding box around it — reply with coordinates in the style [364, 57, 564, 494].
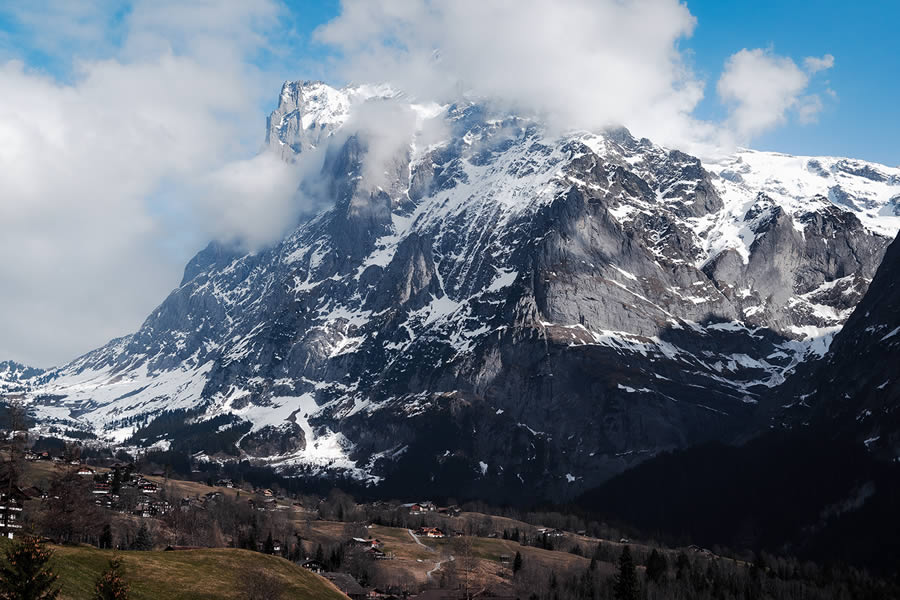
[787, 231, 900, 460]
[16, 81, 900, 501]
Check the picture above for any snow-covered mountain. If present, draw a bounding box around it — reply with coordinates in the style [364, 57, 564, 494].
[13, 81, 900, 500]
[0, 361, 43, 395]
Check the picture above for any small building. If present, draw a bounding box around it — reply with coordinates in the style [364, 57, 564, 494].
[77, 467, 94, 476]
[323, 572, 368, 600]
[416, 527, 445, 538]
[537, 528, 566, 538]
[300, 559, 324, 573]
[0, 486, 26, 539]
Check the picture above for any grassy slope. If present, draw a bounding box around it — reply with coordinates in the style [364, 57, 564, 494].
[48, 546, 347, 600]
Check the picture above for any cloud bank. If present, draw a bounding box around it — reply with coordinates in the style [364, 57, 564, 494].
[317, 0, 834, 152]
[0, 1, 303, 367]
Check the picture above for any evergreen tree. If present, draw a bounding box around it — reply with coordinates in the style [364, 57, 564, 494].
[613, 546, 638, 600]
[645, 548, 668, 583]
[315, 544, 324, 564]
[512, 551, 523, 575]
[99, 524, 113, 550]
[93, 557, 129, 600]
[110, 469, 122, 495]
[131, 523, 152, 551]
[263, 532, 275, 555]
[0, 535, 60, 600]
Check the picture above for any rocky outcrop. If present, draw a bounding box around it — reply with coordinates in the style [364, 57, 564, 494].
[788, 232, 900, 459]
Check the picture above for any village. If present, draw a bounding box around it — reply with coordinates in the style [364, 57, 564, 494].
[0, 446, 704, 599]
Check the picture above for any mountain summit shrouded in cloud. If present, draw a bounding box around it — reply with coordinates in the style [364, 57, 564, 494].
[0, 0, 862, 371]
[315, 0, 834, 153]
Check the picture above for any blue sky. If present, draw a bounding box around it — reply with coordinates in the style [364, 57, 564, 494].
[683, 0, 899, 165]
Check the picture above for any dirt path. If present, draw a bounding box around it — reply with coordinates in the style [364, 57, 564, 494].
[408, 529, 454, 581]
[407, 529, 436, 552]
[427, 555, 454, 580]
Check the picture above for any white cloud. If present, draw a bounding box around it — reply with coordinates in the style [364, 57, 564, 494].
[316, 1, 835, 156]
[804, 53, 835, 74]
[315, 0, 713, 151]
[796, 95, 825, 125]
[0, 0, 303, 367]
[717, 48, 831, 141]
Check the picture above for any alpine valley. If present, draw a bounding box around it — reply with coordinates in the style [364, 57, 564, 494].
[9, 81, 900, 503]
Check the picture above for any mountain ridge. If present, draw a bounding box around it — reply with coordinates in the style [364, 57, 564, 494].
[10, 80, 900, 501]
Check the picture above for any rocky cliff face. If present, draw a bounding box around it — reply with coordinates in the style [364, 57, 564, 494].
[786, 232, 900, 460]
[16, 81, 900, 501]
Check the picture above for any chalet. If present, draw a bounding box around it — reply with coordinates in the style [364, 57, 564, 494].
[323, 572, 368, 600]
[261, 488, 274, 498]
[350, 537, 383, 549]
[300, 559, 324, 573]
[77, 467, 94, 476]
[537, 528, 566, 538]
[403, 500, 436, 514]
[215, 478, 234, 488]
[437, 505, 462, 517]
[416, 527, 445, 538]
[0, 486, 26, 539]
[92, 483, 111, 495]
[364, 547, 387, 560]
[140, 482, 159, 494]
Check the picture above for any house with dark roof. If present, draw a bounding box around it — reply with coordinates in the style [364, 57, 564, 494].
[323, 572, 368, 600]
